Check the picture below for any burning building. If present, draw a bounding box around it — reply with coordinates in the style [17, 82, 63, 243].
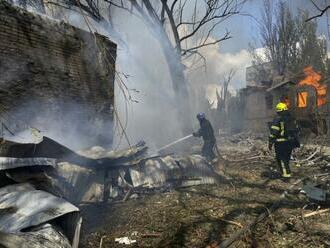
[241, 64, 329, 135]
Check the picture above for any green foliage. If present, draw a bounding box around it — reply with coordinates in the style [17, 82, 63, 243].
[292, 11, 328, 74]
[253, 0, 329, 77]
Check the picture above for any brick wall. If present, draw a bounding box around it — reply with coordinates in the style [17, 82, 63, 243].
[0, 0, 116, 148]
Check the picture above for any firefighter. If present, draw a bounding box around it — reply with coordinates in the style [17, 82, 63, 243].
[193, 113, 216, 160]
[268, 102, 300, 178]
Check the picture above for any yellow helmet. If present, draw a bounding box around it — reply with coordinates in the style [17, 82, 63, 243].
[276, 102, 288, 112]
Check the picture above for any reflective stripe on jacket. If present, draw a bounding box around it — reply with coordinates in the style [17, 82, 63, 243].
[269, 118, 288, 143]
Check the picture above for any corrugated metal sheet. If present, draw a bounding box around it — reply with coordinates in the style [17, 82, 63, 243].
[54, 162, 104, 203]
[0, 183, 79, 232]
[0, 136, 222, 248]
[0, 224, 72, 248]
[0, 183, 81, 248]
[129, 155, 219, 188]
[0, 157, 56, 170]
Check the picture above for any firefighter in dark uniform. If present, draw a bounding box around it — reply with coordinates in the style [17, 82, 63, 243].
[268, 103, 300, 178]
[193, 113, 216, 160]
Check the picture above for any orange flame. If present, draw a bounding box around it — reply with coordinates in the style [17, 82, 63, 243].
[298, 66, 327, 107]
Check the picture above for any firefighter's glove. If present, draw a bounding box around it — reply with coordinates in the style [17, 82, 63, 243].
[192, 132, 198, 137]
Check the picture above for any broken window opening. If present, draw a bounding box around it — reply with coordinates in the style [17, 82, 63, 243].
[297, 92, 308, 108]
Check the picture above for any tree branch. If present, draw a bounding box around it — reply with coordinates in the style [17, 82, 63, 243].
[170, 0, 179, 13]
[306, 5, 330, 21]
[182, 31, 231, 55]
[183, 50, 207, 73]
[161, 0, 181, 53]
[179, 1, 239, 43]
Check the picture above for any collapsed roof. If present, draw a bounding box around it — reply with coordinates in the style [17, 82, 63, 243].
[0, 136, 222, 247]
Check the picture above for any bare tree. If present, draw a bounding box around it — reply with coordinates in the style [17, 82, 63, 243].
[306, 0, 330, 42]
[104, 1, 243, 99]
[14, 0, 244, 131]
[41, 0, 243, 98]
[209, 69, 236, 131]
[219, 69, 236, 112]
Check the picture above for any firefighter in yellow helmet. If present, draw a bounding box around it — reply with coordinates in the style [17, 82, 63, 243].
[268, 102, 300, 178]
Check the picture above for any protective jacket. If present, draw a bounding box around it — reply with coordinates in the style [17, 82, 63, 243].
[269, 112, 299, 147]
[193, 118, 216, 160]
[194, 119, 215, 142]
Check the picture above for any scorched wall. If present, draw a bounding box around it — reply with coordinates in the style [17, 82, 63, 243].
[0, 0, 116, 148]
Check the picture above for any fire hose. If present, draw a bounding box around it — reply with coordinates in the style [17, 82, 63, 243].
[157, 134, 193, 153]
[156, 134, 222, 160]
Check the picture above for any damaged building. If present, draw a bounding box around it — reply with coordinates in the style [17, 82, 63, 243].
[1, 0, 330, 247]
[0, 0, 116, 147]
[0, 6, 221, 247]
[0, 1, 118, 247]
[240, 63, 330, 135]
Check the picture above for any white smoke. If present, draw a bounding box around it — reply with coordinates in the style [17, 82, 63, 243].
[185, 42, 252, 89]
[183, 36, 253, 111]
[109, 9, 185, 150]
[205, 84, 237, 109]
[2, 100, 113, 150]
[12, 2, 258, 150]
[9, 2, 187, 150]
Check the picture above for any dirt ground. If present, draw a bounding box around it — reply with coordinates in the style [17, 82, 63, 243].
[80, 136, 330, 248]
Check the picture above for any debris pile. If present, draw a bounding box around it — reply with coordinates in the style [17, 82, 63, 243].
[0, 137, 93, 248]
[81, 133, 330, 247]
[1, 132, 330, 247]
[0, 135, 222, 248]
[79, 140, 222, 202]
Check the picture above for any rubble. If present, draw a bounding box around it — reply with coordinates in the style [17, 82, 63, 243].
[80, 133, 330, 248]
[1, 130, 330, 248]
[0, 0, 328, 247]
[0, 135, 224, 248]
[129, 154, 221, 188]
[0, 183, 81, 248]
[0, 137, 86, 248]
[301, 173, 330, 204]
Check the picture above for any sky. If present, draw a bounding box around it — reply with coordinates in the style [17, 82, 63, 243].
[218, 0, 330, 53]
[191, 0, 330, 92]
[31, 0, 329, 144]
[43, 0, 329, 90]
[180, 0, 330, 107]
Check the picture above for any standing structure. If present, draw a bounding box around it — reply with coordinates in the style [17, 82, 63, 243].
[241, 63, 329, 135]
[0, 0, 116, 148]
